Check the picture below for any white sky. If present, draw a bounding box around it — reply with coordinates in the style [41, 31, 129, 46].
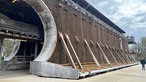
[86, 0, 146, 42]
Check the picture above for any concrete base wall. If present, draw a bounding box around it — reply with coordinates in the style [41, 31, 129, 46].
[30, 61, 79, 79]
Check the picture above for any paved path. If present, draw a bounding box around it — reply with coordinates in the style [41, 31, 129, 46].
[0, 64, 146, 82]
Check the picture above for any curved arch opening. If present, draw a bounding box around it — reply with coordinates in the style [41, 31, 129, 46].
[0, 0, 57, 70]
[0, 0, 43, 62]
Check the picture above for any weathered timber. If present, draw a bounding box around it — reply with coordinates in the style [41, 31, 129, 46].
[0, 0, 137, 79]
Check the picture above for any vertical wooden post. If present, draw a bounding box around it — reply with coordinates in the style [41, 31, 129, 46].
[0, 38, 3, 67]
[99, 28, 102, 44]
[110, 31, 112, 47]
[23, 43, 27, 62]
[34, 41, 38, 59]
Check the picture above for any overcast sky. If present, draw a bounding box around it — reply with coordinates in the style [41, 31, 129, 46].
[86, 0, 146, 42]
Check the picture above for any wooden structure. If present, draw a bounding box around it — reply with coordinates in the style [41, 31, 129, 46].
[0, 0, 137, 79]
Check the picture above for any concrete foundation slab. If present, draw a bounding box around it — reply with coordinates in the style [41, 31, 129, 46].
[30, 61, 79, 79]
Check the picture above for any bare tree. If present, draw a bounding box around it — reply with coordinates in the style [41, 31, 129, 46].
[132, 37, 146, 58]
[140, 37, 146, 57]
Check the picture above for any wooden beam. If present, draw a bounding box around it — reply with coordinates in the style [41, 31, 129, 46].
[113, 48, 126, 64]
[58, 32, 77, 69]
[123, 52, 133, 63]
[65, 34, 83, 70]
[130, 55, 136, 62]
[96, 42, 111, 66]
[118, 49, 130, 63]
[127, 52, 135, 62]
[116, 49, 128, 63]
[84, 40, 100, 67]
[105, 45, 119, 65]
[127, 55, 134, 62]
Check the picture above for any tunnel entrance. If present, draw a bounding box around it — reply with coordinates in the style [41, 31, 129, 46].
[0, 0, 58, 78]
[0, 0, 44, 70]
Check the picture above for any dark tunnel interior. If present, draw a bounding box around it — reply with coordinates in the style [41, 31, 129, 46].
[0, 0, 43, 27]
[0, 0, 44, 62]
